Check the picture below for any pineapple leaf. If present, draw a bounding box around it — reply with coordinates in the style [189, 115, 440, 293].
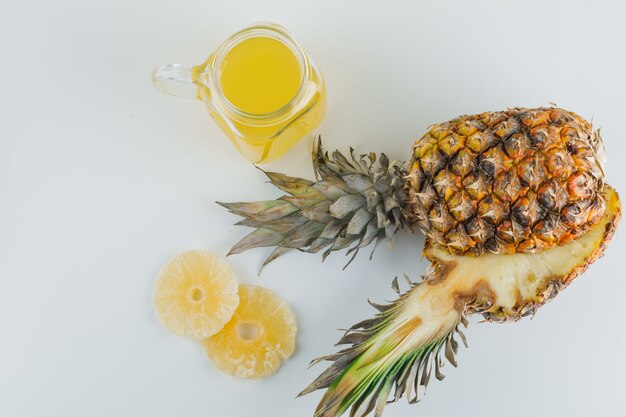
[219, 137, 409, 272]
[330, 195, 366, 218]
[263, 170, 315, 196]
[260, 246, 293, 271]
[217, 200, 298, 222]
[301, 269, 467, 417]
[346, 207, 373, 235]
[228, 228, 284, 255]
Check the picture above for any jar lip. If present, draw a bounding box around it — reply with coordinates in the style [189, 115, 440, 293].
[207, 22, 311, 120]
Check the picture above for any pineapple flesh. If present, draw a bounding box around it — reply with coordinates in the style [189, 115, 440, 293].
[219, 108, 621, 417]
[153, 250, 239, 339]
[202, 284, 297, 379]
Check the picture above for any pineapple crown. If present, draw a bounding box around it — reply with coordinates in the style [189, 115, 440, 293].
[217, 138, 411, 271]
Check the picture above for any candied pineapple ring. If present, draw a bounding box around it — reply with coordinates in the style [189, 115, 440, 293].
[153, 250, 239, 339]
[202, 285, 297, 379]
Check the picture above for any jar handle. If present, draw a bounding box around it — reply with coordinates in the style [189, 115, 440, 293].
[152, 64, 199, 99]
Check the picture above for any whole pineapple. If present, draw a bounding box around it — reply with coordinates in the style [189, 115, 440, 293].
[219, 108, 621, 417]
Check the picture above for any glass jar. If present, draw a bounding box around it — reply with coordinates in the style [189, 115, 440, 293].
[152, 23, 326, 164]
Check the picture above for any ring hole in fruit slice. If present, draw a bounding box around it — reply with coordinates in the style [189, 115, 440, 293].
[190, 287, 204, 301]
[153, 250, 239, 339]
[236, 322, 259, 341]
[202, 284, 297, 379]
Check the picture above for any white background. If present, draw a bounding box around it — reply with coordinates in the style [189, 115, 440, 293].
[2, 1, 625, 416]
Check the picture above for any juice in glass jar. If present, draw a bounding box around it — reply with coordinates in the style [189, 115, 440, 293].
[219, 37, 302, 115]
[153, 23, 326, 164]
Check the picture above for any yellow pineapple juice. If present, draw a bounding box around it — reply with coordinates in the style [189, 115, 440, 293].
[151, 24, 324, 164]
[219, 37, 302, 115]
[153, 23, 326, 163]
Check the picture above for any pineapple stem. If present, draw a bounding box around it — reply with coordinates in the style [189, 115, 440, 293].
[300, 266, 467, 417]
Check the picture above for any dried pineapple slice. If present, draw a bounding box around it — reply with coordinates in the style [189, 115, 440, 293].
[153, 250, 239, 339]
[202, 285, 296, 379]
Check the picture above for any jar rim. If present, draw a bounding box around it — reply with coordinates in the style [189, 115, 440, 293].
[207, 22, 311, 121]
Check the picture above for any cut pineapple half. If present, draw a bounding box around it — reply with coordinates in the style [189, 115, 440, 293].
[202, 284, 297, 379]
[153, 250, 239, 339]
[302, 187, 621, 417]
[424, 185, 622, 321]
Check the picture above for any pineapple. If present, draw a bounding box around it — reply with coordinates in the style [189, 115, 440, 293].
[153, 250, 239, 339]
[218, 108, 621, 416]
[202, 284, 297, 379]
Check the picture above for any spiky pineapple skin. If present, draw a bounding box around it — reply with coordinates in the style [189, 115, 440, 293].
[405, 108, 606, 256]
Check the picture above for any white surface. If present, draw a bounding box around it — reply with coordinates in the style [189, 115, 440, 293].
[2, 1, 626, 416]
